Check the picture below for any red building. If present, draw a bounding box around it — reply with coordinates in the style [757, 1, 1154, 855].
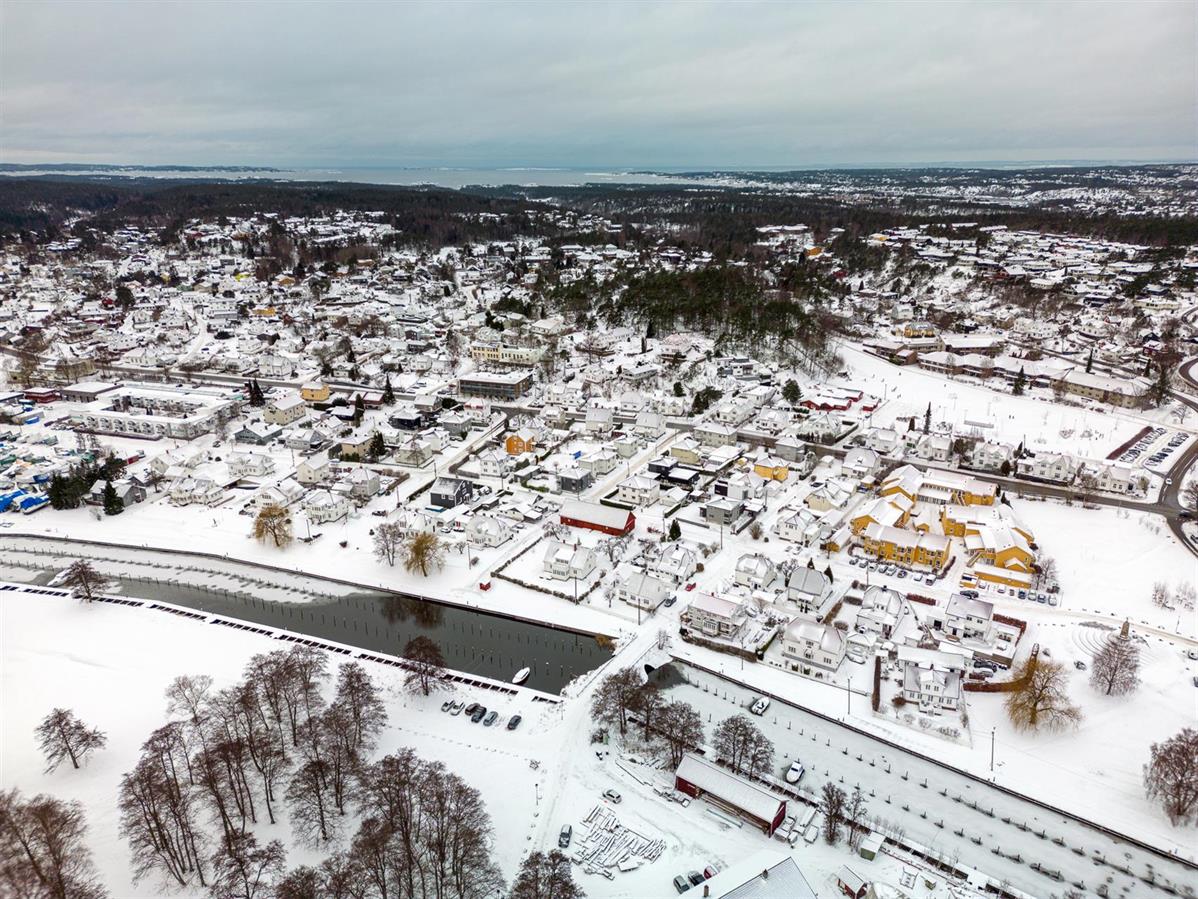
[674, 753, 786, 836]
[559, 499, 635, 537]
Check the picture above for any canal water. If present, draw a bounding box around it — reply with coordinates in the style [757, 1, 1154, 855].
[27, 570, 611, 694]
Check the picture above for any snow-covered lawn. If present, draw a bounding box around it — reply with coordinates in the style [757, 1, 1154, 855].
[842, 344, 1195, 460]
[0, 591, 547, 898]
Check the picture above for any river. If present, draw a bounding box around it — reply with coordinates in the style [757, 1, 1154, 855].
[19, 567, 611, 694]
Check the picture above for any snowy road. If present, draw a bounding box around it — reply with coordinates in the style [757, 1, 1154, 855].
[664, 664, 1195, 899]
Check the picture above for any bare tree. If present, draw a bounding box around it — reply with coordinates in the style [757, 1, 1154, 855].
[35, 709, 107, 772]
[1005, 657, 1082, 733]
[589, 668, 643, 737]
[119, 751, 209, 888]
[1181, 480, 1198, 512]
[1150, 581, 1173, 609]
[1144, 728, 1198, 826]
[402, 531, 445, 577]
[1090, 634, 1141, 696]
[60, 560, 108, 602]
[274, 852, 364, 899]
[655, 702, 704, 769]
[1035, 556, 1057, 588]
[402, 636, 446, 696]
[0, 788, 108, 899]
[253, 504, 293, 548]
[372, 522, 404, 567]
[333, 661, 387, 755]
[712, 715, 774, 778]
[509, 849, 584, 899]
[631, 683, 665, 741]
[285, 759, 337, 848]
[845, 786, 869, 850]
[822, 783, 846, 845]
[207, 832, 286, 899]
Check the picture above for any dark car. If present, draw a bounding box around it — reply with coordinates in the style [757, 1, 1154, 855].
[687, 871, 705, 887]
[464, 703, 480, 716]
[559, 825, 572, 848]
[507, 714, 522, 731]
[483, 711, 498, 727]
[470, 706, 487, 723]
[673, 875, 690, 894]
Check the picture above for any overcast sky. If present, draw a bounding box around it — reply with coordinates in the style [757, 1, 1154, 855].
[1, 0, 1194, 169]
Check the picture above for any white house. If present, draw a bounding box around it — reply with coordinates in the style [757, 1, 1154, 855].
[617, 475, 660, 507]
[778, 619, 846, 680]
[681, 592, 746, 640]
[1019, 452, 1078, 485]
[304, 489, 350, 524]
[477, 449, 511, 479]
[897, 645, 970, 714]
[264, 392, 308, 426]
[734, 553, 778, 591]
[228, 451, 276, 479]
[613, 570, 672, 611]
[542, 541, 597, 581]
[786, 567, 832, 613]
[940, 594, 994, 643]
[648, 545, 698, 584]
[466, 515, 510, 548]
[855, 585, 904, 639]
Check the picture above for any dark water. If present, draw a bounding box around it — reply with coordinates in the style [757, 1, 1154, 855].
[52, 573, 612, 694]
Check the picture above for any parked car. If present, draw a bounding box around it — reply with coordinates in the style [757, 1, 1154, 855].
[784, 761, 805, 783]
[673, 875, 690, 894]
[507, 714, 522, 730]
[750, 697, 770, 716]
[703, 865, 721, 879]
[602, 789, 622, 804]
[450, 701, 465, 716]
[1074, 660, 1087, 670]
[664, 595, 677, 607]
[559, 825, 572, 849]
[483, 711, 498, 726]
[470, 706, 487, 723]
[687, 871, 706, 887]
[441, 700, 454, 712]
[464, 703, 480, 716]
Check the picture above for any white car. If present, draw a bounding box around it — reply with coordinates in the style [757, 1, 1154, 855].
[784, 761, 805, 784]
[750, 697, 771, 716]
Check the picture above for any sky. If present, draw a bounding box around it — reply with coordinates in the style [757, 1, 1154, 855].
[1, 0, 1194, 170]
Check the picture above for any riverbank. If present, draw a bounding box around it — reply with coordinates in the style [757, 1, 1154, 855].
[0, 513, 628, 638]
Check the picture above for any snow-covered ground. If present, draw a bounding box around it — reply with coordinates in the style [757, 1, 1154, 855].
[2, 589, 1045, 899]
[842, 344, 1196, 461]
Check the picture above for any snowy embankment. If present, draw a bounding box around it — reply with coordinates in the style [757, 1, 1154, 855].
[0, 505, 628, 638]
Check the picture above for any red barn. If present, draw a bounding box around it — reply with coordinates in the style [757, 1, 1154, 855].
[674, 753, 786, 836]
[560, 499, 635, 537]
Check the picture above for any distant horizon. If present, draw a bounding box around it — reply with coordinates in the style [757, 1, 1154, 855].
[3, 157, 1195, 175]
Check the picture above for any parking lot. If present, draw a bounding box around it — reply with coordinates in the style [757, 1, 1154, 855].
[1116, 426, 1192, 474]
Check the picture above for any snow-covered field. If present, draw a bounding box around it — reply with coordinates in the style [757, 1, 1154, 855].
[842, 344, 1195, 461]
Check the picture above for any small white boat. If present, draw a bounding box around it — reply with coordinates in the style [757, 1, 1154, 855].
[512, 667, 531, 685]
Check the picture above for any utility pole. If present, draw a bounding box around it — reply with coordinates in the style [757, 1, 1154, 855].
[990, 727, 996, 774]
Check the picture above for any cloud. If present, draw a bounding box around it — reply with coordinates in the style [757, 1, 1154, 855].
[1, 0, 1193, 167]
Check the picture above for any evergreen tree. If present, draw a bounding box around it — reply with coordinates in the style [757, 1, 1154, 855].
[782, 379, 801, 405]
[102, 480, 122, 516]
[368, 432, 386, 460]
[352, 394, 365, 426]
[923, 403, 931, 434]
[1013, 367, 1027, 396]
[1086, 348, 1094, 374]
[672, 381, 684, 398]
[382, 376, 395, 405]
[668, 519, 681, 541]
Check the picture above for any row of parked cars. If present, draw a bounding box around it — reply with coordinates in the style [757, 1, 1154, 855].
[1120, 427, 1186, 468]
[849, 556, 939, 584]
[673, 866, 721, 893]
[441, 699, 522, 731]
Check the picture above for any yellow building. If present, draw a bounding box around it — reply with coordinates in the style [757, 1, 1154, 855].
[850, 495, 911, 536]
[881, 465, 995, 507]
[752, 456, 789, 482]
[861, 522, 949, 570]
[301, 381, 330, 403]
